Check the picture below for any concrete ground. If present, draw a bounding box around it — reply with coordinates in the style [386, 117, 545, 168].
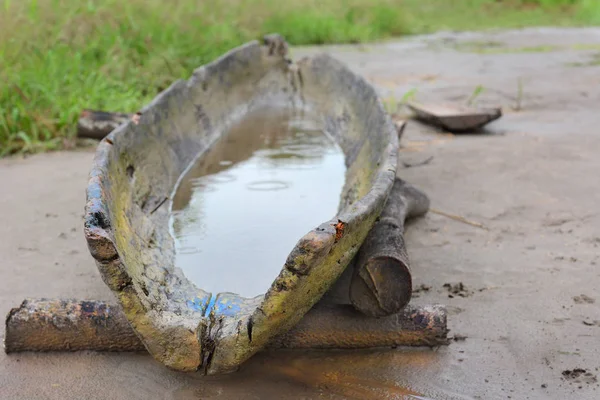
[2, 27, 600, 400]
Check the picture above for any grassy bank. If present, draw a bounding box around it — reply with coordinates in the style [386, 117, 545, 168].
[1, 0, 599, 155]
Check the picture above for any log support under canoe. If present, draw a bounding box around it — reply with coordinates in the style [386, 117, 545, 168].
[4, 299, 449, 354]
[349, 178, 430, 317]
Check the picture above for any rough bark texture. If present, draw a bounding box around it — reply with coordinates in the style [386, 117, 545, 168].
[77, 110, 134, 140]
[4, 299, 448, 353]
[350, 179, 430, 317]
[83, 34, 398, 374]
[4, 299, 144, 353]
[270, 303, 448, 349]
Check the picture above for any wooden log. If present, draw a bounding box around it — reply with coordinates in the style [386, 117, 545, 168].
[271, 303, 448, 349]
[4, 299, 144, 353]
[77, 110, 134, 140]
[4, 299, 448, 354]
[349, 178, 430, 317]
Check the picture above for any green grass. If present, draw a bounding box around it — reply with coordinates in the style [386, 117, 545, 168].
[2, 0, 600, 155]
[402, 0, 588, 32]
[567, 51, 600, 66]
[454, 41, 600, 54]
[0, 0, 411, 155]
[452, 41, 562, 54]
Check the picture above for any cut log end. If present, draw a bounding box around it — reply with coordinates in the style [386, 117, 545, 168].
[349, 257, 412, 318]
[349, 178, 430, 317]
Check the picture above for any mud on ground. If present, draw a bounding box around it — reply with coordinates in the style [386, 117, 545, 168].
[2, 27, 600, 400]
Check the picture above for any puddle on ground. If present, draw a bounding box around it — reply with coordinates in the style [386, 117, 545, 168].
[168, 348, 447, 400]
[170, 108, 346, 298]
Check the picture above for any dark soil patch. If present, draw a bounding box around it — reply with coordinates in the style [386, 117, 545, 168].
[573, 294, 595, 304]
[413, 284, 432, 293]
[582, 320, 600, 326]
[443, 282, 472, 298]
[561, 369, 597, 385]
[412, 284, 432, 298]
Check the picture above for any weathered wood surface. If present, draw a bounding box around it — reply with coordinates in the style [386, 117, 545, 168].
[350, 178, 430, 317]
[407, 101, 502, 132]
[271, 303, 448, 349]
[83, 34, 399, 374]
[4, 299, 143, 353]
[4, 299, 449, 354]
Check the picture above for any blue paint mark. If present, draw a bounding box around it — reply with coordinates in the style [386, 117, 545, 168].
[186, 296, 208, 313]
[203, 294, 217, 318]
[212, 295, 244, 318]
[192, 293, 245, 318]
[87, 184, 103, 200]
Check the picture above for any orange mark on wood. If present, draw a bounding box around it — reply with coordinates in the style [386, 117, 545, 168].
[132, 112, 142, 125]
[333, 220, 345, 243]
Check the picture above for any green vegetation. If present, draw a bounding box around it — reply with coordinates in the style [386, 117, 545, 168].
[467, 85, 485, 107]
[453, 41, 561, 54]
[2, 0, 600, 155]
[567, 51, 600, 66]
[1, 0, 410, 155]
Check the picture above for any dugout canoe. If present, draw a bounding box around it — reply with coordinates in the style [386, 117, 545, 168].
[83, 34, 398, 375]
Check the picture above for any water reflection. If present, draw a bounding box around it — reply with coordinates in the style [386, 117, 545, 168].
[170, 108, 346, 298]
[246, 180, 290, 191]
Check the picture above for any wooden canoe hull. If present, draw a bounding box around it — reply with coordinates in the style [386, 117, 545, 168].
[83, 35, 398, 374]
[407, 102, 502, 132]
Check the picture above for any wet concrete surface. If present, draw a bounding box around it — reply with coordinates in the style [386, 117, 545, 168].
[2, 27, 600, 399]
[171, 109, 345, 298]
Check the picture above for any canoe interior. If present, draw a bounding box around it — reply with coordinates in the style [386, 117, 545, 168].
[84, 35, 398, 374]
[169, 108, 347, 298]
